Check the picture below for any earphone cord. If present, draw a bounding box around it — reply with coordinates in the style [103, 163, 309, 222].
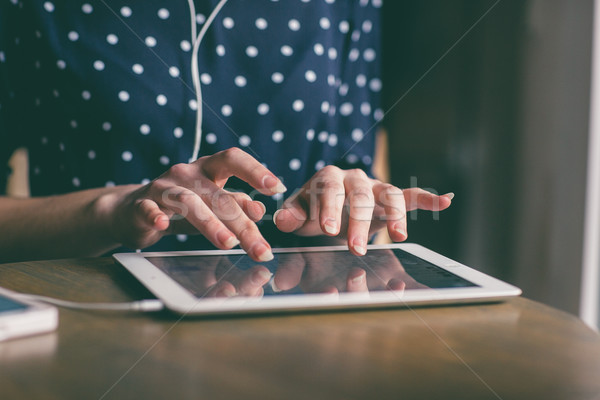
[188, 0, 230, 162]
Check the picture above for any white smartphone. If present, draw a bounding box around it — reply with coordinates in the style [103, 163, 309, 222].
[0, 287, 58, 342]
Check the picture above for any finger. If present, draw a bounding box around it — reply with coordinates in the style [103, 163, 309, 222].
[273, 192, 308, 233]
[403, 188, 453, 212]
[156, 185, 240, 250]
[387, 278, 406, 292]
[344, 171, 375, 256]
[372, 182, 407, 242]
[205, 281, 237, 298]
[229, 192, 266, 222]
[200, 147, 287, 195]
[135, 199, 170, 232]
[317, 174, 345, 236]
[346, 268, 368, 293]
[202, 188, 273, 262]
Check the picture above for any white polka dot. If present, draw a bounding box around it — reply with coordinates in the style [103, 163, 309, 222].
[72, 177, 81, 187]
[272, 130, 284, 142]
[68, 31, 79, 41]
[360, 102, 372, 116]
[216, 45, 226, 56]
[82, 90, 91, 100]
[174, 127, 183, 138]
[364, 48, 376, 62]
[70, 120, 78, 128]
[340, 103, 353, 116]
[180, 40, 192, 52]
[145, 36, 157, 47]
[352, 129, 364, 142]
[362, 155, 373, 165]
[356, 74, 367, 87]
[43, 2, 54, 12]
[328, 134, 338, 147]
[205, 133, 217, 144]
[257, 103, 270, 115]
[53, 89, 60, 98]
[93, 60, 105, 71]
[306, 129, 315, 141]
[339, 83, 349, 96]
[352, 30, 361, 42]
[221, 105, 232, 116]
[189, 99, 198, 110]
[0, 52, 5, 63]
[329, 105, 337, 116]
[372, 0, 383, 8]
[374, 109, 385, 121]
[223, 17, 235, 29]
[362, 20, 373, 33]
[305, 70, 317, 83]
[196, 14, 206, 24]
[176, 234, 188, 242]
[246, 46, 258, 57]
[118, 91, 130, 102]
[102, 122, 112, 131]
[158, 8, 170, 19]
[281, 45, 293, 56]
[239, 135, 251, 147]
[328, 48, 338, 60]
[271, 72, 284, 84]
[314, 43, 324, 56]
[289, 159, 301, 171]
[159, 155, 170, 165]
[122, 151, 133, 162]
[169, 66, 180, 77]
[88, 150, 96, 160]
[105, 181, 116, 187]
[120, 6, 132, 17]
[292, 100, 304, 112]
[339, 21, 350, 33]
[369, 78, 382, 92]
[272, 193, 283, 201]
[41, 137, 48, 145]
[360, 0, 369, 6]
[82, 3, 93, 14]
[132, 64, 144, 74]
[200, 73, 212, 84]
[318, 131, 329, 142]
[59, 143, 65, 152]
[234, 76, 247, 87]
[256, 18, 268, 30]
[327, 75, 336, 86]
[321, 101, 330, 113]
[346, 154, 359, 164]
[319, 18, 331, 29]
[349, 48, 360, 62]
[140, 124, 151, 135]
[106, 34, 119, 45]
[315, 160, 326, 170]
[141, 179, 151, 185]
[288, 19, 301, 31]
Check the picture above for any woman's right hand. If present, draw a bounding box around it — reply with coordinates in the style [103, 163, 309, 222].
[94, 147, 286, 261]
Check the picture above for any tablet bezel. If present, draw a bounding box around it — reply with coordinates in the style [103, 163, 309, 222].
[113, 243, 521, 315]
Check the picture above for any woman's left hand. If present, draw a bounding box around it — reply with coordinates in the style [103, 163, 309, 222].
[273, 165, 453, 256]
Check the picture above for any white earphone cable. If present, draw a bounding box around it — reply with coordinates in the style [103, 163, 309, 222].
[188, 0, 230, 162]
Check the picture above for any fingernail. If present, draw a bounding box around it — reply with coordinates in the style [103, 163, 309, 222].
[444, 192, 455, 200]
[271, 279, 282, 293]
[273, 209, 282, 223]
[263, 175, 287, 194]
[323, 220, 338, 235]
[352, 274, 365, 284]
[353, 244, 367, 256]
[256, 201, 266, 215]
[218, 231, 240, 248]
[222, 288, 236, 298]
[393, 224, 407, 239]
[254, 244, 274, 262]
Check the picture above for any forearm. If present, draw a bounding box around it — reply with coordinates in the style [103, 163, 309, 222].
[0, 185, 140, 262]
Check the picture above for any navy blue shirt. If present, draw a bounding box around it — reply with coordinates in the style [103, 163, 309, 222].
[0, 0, 383, 250]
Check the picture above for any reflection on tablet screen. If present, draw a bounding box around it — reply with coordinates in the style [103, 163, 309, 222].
[146, 249, 477, 299]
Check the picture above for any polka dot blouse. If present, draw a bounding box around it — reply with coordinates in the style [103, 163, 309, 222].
[0, 0, 383, 251]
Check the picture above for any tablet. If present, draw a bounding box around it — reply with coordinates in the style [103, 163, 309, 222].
[113, 243, 521, 316]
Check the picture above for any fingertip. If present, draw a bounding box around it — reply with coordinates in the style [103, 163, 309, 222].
[152, 214, 170, 231]
[273, 209, 303, 233]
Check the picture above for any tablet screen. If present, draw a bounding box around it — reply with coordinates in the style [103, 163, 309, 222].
[146, 249, 477, 299]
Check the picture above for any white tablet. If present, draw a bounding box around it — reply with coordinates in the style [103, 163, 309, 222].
[0, 287, 58, 341]
[113, 243, 521, 316]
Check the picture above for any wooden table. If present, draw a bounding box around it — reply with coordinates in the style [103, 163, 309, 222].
[0, 257, 599, 400]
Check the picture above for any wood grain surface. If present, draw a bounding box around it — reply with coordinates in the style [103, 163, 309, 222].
[0, 258, 599, 400]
